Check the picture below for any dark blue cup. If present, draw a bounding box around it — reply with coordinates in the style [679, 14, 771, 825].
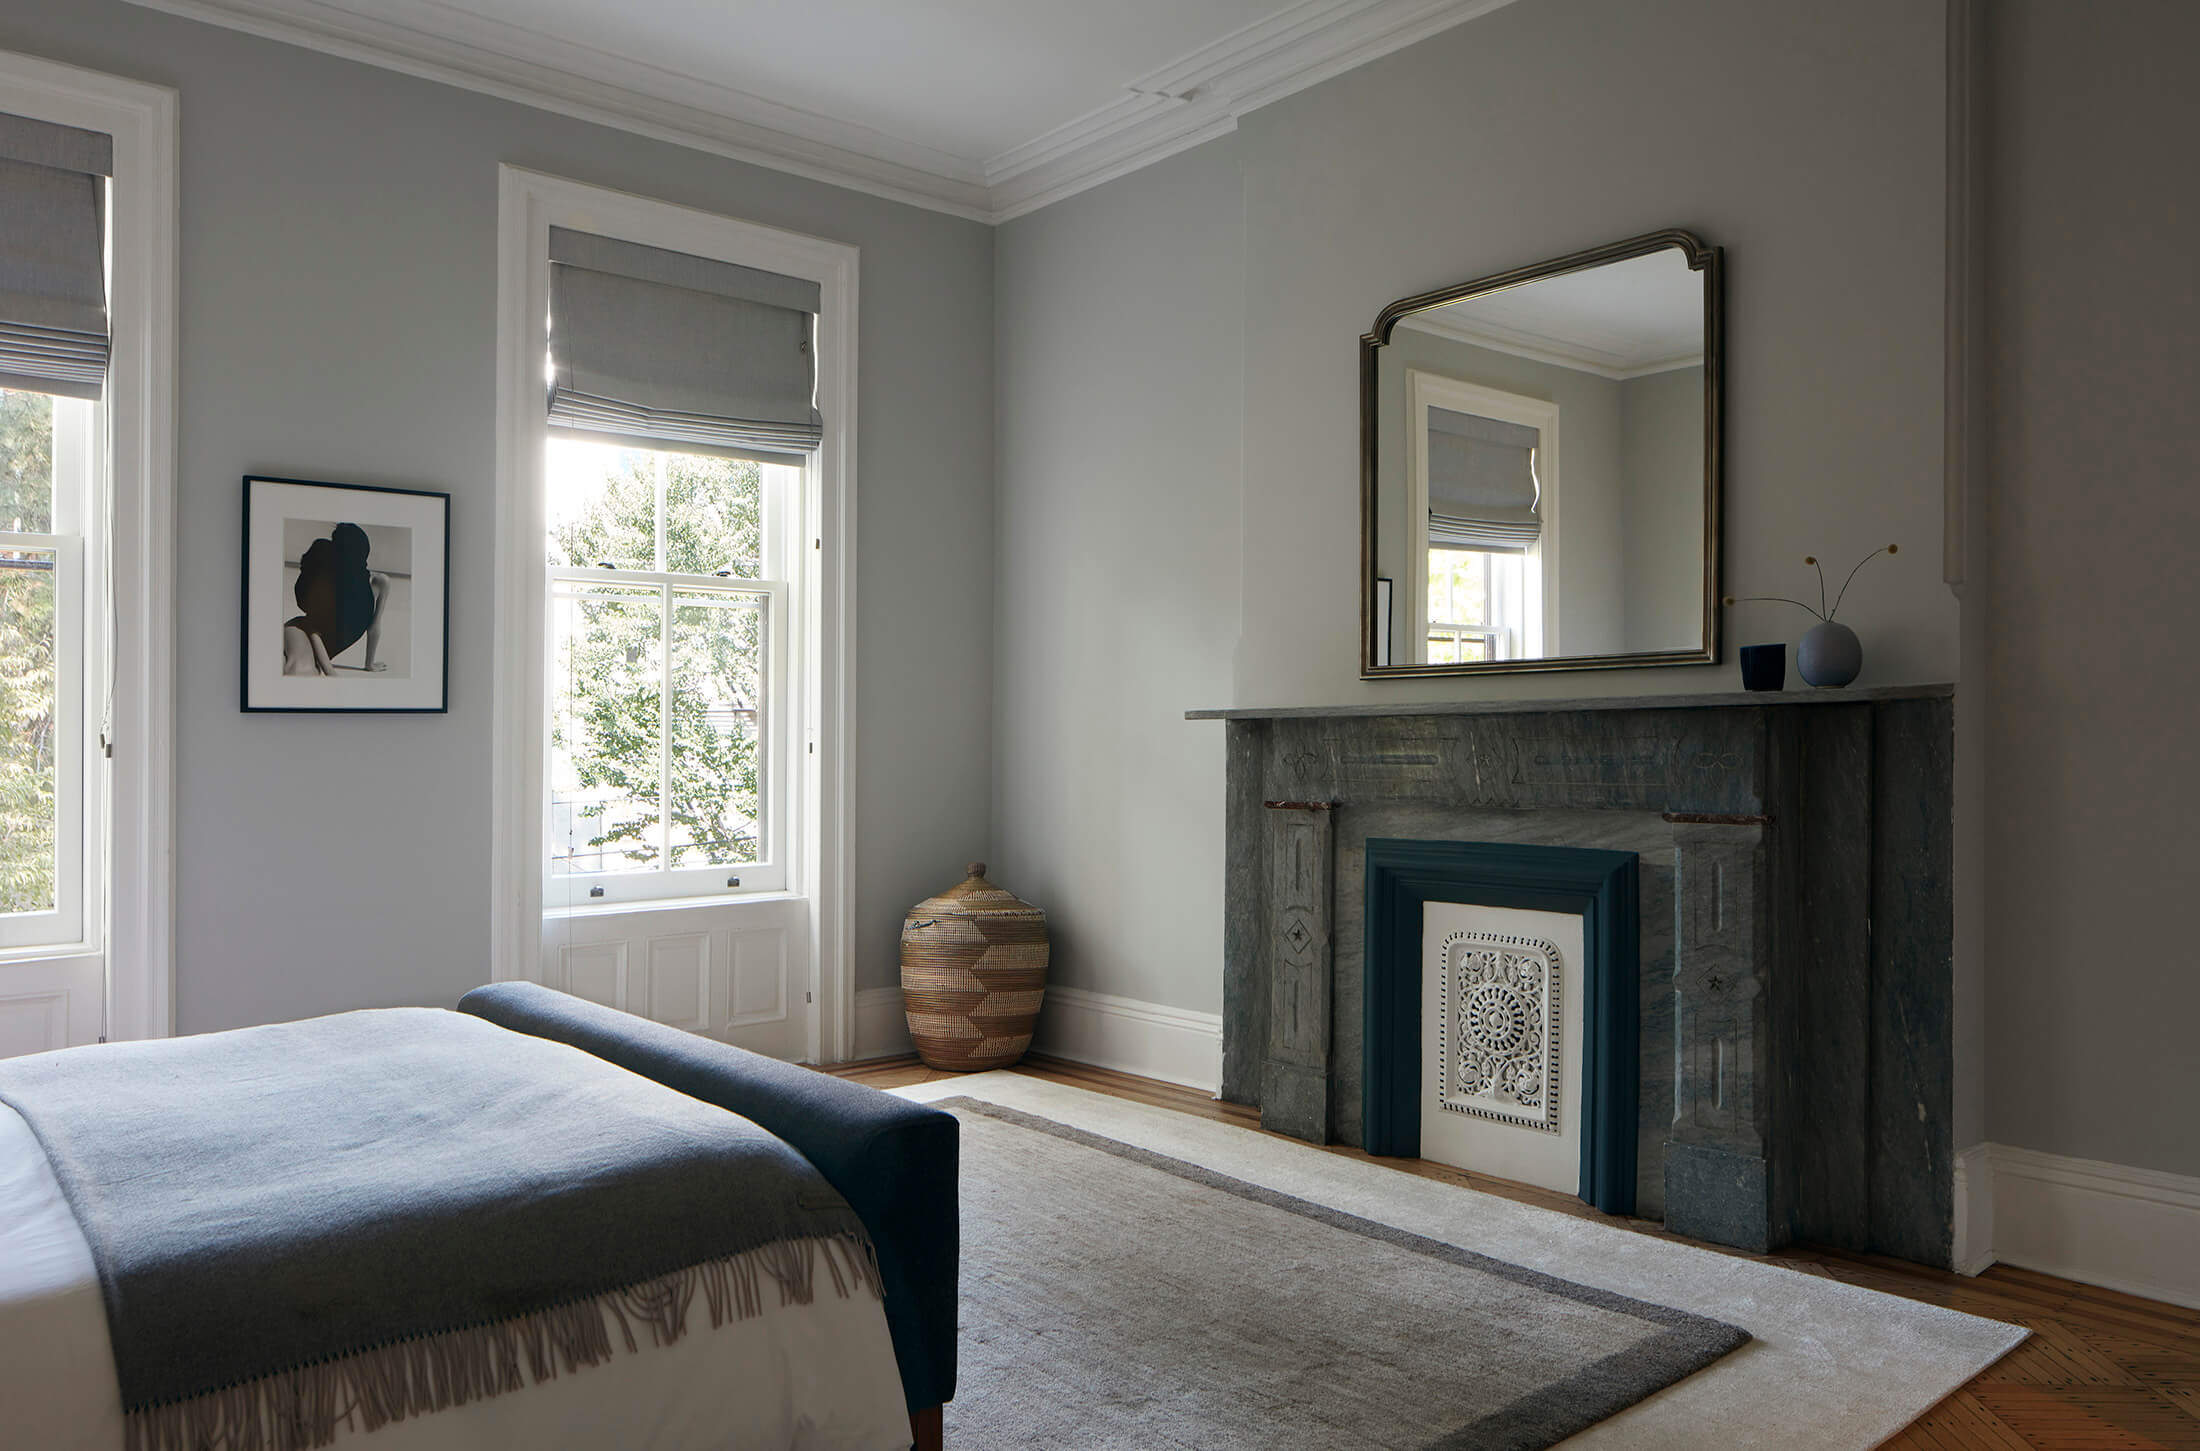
[1740, 643, 1786, 692]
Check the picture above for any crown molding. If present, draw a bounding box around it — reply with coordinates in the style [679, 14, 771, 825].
[1401, 309, 1705, 382]
[120, 0, 994, 219]
[985, 0, 1518, 221]
[120, 0, 1518, 224]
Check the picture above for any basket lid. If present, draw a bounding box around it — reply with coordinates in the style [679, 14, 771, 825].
[913, 862, 1044, 920]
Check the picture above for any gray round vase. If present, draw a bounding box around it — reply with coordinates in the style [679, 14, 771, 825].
[1797, 620, 1862, 688]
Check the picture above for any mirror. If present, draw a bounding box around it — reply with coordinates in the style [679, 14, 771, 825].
[1361, 230, 1721, 676]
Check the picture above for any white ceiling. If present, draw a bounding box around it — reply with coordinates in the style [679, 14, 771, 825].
[1400, 250, 1706, 379]
[125, 0, 1516, 219]
[431, 0, 1296, 165]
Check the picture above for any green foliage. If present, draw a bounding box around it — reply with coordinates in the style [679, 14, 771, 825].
[0, 389, 58, 914]
[1, 388, 53, 533]
[550, 450, 766, 873]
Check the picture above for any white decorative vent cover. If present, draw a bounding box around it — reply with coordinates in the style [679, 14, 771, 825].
[1436, 930, 1563, 1134]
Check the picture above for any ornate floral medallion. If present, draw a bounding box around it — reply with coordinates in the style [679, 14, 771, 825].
[1435, 930, 1562, 1133]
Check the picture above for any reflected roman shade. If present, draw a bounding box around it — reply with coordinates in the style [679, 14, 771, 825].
[1427, 407, 1540, 550]
[547, 226, 822, 465]
[0, 111, 113, 401]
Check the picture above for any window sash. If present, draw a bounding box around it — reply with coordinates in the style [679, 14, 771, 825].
[0, 526, 84, 949]
[543, 564, 788, 904]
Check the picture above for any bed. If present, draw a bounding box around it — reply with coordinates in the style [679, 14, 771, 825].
[0, 982, 958, 1451]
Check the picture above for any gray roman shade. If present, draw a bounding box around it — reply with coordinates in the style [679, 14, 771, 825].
[547, 226, 822, 465]
[1427, 407, 1541, 550]
[0, 112, 113, 401]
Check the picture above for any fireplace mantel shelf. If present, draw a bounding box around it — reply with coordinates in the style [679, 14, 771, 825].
[1186, 682, 1951, 722]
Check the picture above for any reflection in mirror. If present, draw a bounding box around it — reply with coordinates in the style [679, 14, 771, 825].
[1365, 233, 1719, 675]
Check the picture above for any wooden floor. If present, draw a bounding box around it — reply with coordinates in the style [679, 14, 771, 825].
[829, 1054, 2200, 1450]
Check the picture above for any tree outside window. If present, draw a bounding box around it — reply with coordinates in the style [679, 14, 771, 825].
[546, 443, 776, 886]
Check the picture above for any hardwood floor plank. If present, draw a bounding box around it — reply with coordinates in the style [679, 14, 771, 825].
[1888, 1389, 2044, 1450]
[818, 1055, 2200, 1448]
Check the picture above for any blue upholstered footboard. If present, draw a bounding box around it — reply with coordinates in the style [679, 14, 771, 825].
[457, 982, 958, 1415]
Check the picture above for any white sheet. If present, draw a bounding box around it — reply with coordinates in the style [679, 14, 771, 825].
[0, 1105, 911, 1451]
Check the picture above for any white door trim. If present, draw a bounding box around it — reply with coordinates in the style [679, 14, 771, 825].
[490, 167, 858, 1061]
[0, 50, 179, 1044]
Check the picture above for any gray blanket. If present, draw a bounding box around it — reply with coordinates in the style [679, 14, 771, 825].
[0, 1008, 880, 1451]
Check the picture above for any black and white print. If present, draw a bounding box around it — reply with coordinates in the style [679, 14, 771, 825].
[242, 477, 449, 712]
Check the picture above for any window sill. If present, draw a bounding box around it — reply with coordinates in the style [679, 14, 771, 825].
[0, 942, 97, 965]
[540, 889, 801, 921]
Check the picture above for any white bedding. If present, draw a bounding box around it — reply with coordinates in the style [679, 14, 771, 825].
[0, 1105, 912, 1451]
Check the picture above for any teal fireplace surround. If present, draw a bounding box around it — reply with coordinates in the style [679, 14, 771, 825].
[1363, 838, 1641, 1217]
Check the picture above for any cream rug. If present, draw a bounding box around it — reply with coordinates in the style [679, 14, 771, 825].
[895, 1074, 2026, 1450]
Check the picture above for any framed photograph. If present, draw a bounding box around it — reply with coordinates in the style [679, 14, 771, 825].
[241, 476, 450, 713]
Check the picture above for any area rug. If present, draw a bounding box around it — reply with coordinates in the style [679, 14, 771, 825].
[900, 1076, 2029, 1449]
[939, 1096, 1746, 1450]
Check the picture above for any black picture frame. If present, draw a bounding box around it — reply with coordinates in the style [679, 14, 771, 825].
[240, 475, 451, 713]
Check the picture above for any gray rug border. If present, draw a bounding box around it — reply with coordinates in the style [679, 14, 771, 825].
[941, 1096, 1751, 1451]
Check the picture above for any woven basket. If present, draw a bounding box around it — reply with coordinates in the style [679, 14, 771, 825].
[900, 862, 1049, 1071]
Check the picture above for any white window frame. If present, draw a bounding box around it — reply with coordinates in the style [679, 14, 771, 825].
[0, 51, 177, 1043]
[543, 450, 794, 903]
[0, 401, 90, 952]
[1405, 370, 1560, 660]
[491, 168, 858, 1060]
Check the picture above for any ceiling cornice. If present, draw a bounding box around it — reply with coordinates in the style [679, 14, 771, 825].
[985, 0, 1518, 221]
[120, 0, 1517, 225]
[1402, 310, 1705, 382]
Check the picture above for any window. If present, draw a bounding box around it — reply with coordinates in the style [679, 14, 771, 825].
[1425, 545, 1527, 665]
[494, 169, 855, 1057]
[1405, 370, 1558, 664]
[544, 439, 796, 902]
[0, 386, 90, 947]
[533, 218, 823, 912]
[0, 101, 111, 960]
[0, 56, 176, 1053]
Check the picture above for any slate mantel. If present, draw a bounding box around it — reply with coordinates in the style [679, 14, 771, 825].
[1185, 682, 1951, 722]
[1195, 684, 1957, 1267]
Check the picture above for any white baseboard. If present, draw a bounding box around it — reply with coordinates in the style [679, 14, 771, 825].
[851, 986, 912, 1061]
[1952, 1142, 1995, 1276]
[1030, 985, 1223, 1094]
[847, 984, 1224, 1095]
[1967, 1142, 2200, 1309]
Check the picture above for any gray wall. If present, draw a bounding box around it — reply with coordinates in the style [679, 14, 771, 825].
[1982, 1, 2200, 1177]
[0, 0, 994, 1028]
[1619, 365, 1707, 652]
[992, 140, 1244, 1011]
[1232, 0, 1953, 710]
[994, 0, 1955, 1018]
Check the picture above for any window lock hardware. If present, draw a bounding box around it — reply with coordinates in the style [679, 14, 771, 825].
[726, 876, 742, 888]
[588, 885, 605, 898]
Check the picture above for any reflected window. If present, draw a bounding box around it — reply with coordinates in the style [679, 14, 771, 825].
[1426, 546, 1528, 664]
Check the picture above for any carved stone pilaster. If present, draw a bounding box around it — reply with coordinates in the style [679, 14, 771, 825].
[1666, 820, 1775, 1250]
[1262, 803, 1334, 1142]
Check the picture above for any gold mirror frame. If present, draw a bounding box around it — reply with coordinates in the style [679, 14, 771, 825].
[1360, 228, 1723, 678]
